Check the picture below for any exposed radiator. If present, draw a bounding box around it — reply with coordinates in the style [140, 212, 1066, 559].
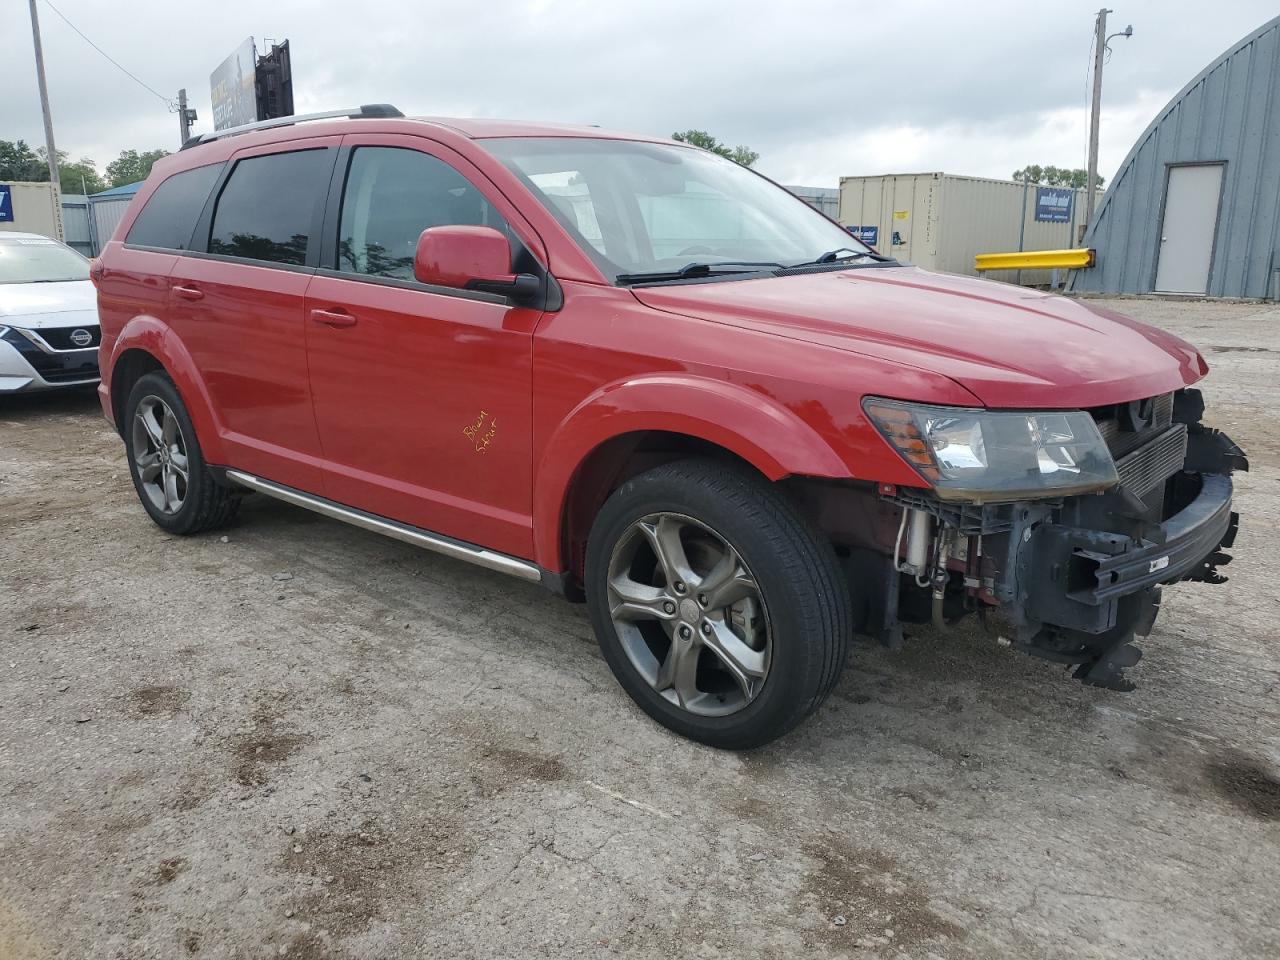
[1095, 392, 1175, 459]
[1114, 424, 1188, 497]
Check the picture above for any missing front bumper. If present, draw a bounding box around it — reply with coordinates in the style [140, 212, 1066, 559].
[849, 400, 1246, 689]
[1023, 473, 1237, 634]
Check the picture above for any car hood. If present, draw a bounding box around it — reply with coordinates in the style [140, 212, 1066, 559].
[0, 280, 99, 330]
[632, 266, 1207, 408]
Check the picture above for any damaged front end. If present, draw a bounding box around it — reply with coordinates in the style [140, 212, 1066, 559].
[815, 388, 1247, 691]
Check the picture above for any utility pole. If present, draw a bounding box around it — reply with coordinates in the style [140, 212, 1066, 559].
[1085, 8, 1109, 227]
[177, 88, 198, 146]
[1086, 8, 1133, 228]
[27, 0, 61, 195]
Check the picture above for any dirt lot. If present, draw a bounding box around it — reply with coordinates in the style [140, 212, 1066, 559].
[2, 296, 1278, 960]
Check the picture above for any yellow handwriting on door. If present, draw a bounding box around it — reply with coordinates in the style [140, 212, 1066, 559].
[463, 410, 497, 454]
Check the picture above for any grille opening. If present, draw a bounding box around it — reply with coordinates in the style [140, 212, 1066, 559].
[33, 326, 101, 350]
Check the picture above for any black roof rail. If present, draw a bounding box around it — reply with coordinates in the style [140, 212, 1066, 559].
[181, 104, 405, 150]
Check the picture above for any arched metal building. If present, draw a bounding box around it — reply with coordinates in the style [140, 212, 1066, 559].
[1071, 15, 1280, 299]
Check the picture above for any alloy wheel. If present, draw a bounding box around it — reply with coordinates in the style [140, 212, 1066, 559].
[131, 395, 189, 515]
[607, 512, 772, 717]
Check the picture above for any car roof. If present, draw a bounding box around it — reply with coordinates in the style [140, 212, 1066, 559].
[410, 117, 674, 143]
[0, 231, 56, 242]
[181, 114, 677, 155]
[152, 113, 688, 185]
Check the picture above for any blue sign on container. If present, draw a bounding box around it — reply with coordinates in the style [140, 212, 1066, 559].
[1035, 187, 1073, 223]
[847, 224, 878, 246]
[0, 185, 13, 223]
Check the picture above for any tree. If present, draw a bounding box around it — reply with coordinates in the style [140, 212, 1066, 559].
[1012, 165, 1105, 190]
[671, 129, 759, 167]
[36, 147, 106, 195]
[59, 157, 106, 196]
[0, 140, 105, 194]
[106, 148, 170, 188]
[0, 140, 48, 181]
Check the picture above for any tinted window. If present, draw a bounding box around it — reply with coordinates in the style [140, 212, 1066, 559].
[338, 147, 506, 280]
[125, 163, 222, 250]
[209, 149, 331, 265]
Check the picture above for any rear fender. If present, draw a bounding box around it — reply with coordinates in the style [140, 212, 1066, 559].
[106, 316, 227, 464]
[534, 375, 853, 570]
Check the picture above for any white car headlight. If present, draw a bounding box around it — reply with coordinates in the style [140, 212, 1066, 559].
[864, 398, 1118, 502]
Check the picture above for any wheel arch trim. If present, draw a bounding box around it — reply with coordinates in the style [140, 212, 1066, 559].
[533, 374, 853, 571]
[106, 316, 228, 464]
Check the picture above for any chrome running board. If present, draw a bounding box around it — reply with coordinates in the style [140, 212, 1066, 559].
[224, 469, 543, 583]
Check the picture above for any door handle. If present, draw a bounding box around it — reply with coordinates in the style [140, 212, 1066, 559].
[172, 284, 204, 301]
[309, 307, 357, 328]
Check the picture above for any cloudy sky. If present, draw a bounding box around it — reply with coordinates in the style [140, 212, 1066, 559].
[4, 0, 1276, 187]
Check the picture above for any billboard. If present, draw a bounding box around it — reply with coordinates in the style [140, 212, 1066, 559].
[0, 185, 12, 223]
[210, 38, 257, 131]
[1034, 186, 1074, 223]
[255, 40, 294, 122]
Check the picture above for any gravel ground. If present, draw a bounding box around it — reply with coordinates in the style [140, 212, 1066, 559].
[1, 296, 1278, 960]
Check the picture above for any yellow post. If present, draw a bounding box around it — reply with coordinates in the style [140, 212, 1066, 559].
[974, 249, 1096, 272]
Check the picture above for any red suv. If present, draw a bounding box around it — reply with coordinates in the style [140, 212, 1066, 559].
[93, 105, 1246, 748]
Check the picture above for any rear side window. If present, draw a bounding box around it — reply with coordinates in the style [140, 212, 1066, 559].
[125, 164, 222, 250]
[337, 147, 506, 280]
[208, 149, 332, 266]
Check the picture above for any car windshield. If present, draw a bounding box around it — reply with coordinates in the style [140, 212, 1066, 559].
[0, 237, 90, 284]
[481, 137, 871, 282]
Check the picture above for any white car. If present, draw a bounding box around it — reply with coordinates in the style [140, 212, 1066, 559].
[0, 232, 100, 393]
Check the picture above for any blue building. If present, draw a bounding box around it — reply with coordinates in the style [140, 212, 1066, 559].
[87, 181, 145, 256]
[1071, 15, 1280, 299]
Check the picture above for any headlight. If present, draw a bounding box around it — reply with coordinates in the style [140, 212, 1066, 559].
[864, 398, 1118, 502]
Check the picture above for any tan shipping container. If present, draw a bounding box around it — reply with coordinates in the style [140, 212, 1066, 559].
[0, 181, 64, 241]
[838, 173, 1086, 285]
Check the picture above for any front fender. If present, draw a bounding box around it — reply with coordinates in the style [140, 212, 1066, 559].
[105, 316, 228, 465]
[533, 374, 854, 570]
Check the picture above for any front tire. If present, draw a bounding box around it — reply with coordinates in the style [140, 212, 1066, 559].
[585, 459, 852, 749]
[123, 371, 238, 535]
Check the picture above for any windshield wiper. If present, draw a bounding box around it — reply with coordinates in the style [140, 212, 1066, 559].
[792, 247, 896, 267]
[615, 260, 786, 285]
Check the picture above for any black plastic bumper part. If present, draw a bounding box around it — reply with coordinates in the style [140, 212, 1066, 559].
[1077, 473, 1235, 603]
[1024, 473, 1236, 634]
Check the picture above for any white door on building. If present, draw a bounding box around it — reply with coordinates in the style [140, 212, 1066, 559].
[1154, 163, 1224, 294]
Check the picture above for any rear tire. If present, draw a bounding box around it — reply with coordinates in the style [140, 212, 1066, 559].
[585, 459, 852, 749]
[123, 371, 238, 535]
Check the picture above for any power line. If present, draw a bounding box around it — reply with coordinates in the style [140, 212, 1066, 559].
[39, 0, 175, 109]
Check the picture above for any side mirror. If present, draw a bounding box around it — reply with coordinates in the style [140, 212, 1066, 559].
[413, 225, 540, 301]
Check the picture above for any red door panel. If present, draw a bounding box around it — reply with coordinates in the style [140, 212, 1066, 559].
[304, 277, 538, 557]
[303, 136, 551, 558]
[166, 257, 324, 491]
